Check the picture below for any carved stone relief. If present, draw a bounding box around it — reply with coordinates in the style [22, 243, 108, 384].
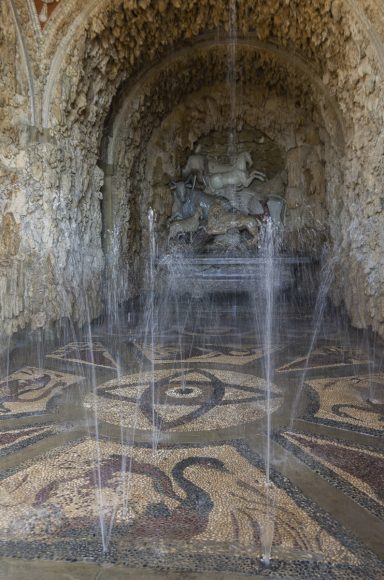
[167, 129, 286, 253]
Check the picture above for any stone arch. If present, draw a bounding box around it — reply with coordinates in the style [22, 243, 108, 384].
[98, 38, 347, 288]
[39, 0, 384, 136]
[1, 0, 384, 338]
[5, 0, 36, 126]
[33, 0, 384, 335]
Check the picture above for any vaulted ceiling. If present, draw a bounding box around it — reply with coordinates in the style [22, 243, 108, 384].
[7, 0, 384, 133]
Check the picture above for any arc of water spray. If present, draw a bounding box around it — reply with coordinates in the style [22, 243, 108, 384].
[84, 295, 108, 553]
[147, 208, 160, 452]
[287, 247, 340, 431]
[260, 218, 278, 566]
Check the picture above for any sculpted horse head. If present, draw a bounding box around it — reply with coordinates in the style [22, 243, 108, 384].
[236, 151, 253, 171]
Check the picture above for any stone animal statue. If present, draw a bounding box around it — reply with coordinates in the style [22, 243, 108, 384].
[246, 172, 287, 197]
[168, 207, 204, 244]
[207, 151, 253, 174]
[207, 202, 261, 248]
[181, 154, 207, 185]
[170, 181, 219, 221]
[170, 181, 189, 221]
[219, 189, 285, 223]
[182, 151, 265, 193]
[221, 189, 266, 216]
[205, 167, 265, 194]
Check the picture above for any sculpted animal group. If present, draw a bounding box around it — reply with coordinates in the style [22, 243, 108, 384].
[170, 181, 218, 221]
[168, 207, 204, 243]
[221, 189, 285, 223]
[168, 147, 285, 248]
[207, 202, 261, 248]
[182, 151, 265, 193]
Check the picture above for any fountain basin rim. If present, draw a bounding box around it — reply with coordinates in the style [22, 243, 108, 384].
[157, 256, 317, 266]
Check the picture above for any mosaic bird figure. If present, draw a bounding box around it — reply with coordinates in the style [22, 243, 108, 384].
[31, 453, 228, 541]
[128, 456, 229, 540]
[80, 454, 228, 540]
[0, 373, 55, 415]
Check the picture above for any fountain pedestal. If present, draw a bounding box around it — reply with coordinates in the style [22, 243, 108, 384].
[157, 255, 316, 295]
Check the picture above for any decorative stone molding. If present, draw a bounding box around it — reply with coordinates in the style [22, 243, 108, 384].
[34, 0, 61, 27]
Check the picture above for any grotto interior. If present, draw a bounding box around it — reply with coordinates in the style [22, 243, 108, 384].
[0, 1, 384, 579]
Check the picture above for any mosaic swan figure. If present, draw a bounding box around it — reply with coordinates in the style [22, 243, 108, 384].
[132, 456, 229, 539]
[6, 443, 358, 564]
[33, 454, 228, 540]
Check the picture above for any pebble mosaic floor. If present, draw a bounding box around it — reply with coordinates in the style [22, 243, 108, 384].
[0, 367, 84, 419]
[84, 368, 283, 432]
[0, 301, 383, 579]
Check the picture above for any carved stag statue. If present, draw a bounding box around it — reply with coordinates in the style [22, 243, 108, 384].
[182, 150, 266, 194]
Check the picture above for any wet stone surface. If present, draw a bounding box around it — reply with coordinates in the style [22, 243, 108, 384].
[0, 299, 383, 579]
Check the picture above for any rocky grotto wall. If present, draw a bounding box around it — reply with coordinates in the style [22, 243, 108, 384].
[99, 41, 344, 295]
[144, 81, 334, 257]
[1, 0, 384, 343]
[0, 1, 106, 342]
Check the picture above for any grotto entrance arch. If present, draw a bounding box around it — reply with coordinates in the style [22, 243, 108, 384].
[98, 36, 346, 297]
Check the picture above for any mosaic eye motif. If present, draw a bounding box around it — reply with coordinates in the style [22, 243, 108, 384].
[84, 368, 283, 431]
